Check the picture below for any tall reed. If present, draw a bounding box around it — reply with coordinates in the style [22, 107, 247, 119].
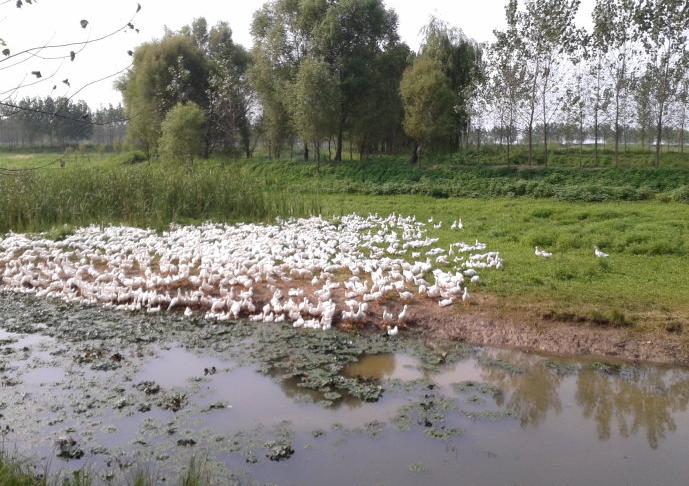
[0, 163, 321, 233]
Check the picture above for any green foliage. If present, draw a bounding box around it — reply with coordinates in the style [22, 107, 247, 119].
[288, 58, 341, 161]
[0, 163, 321, 233]
[118, 35, 209, 158]
[250, 0, 406, 160]
[400, 57, 455, 153]
[159, 103, 207, 163]
[420, 17, 484, 140]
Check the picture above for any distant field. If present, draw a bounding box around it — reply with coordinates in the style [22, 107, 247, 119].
[1, 151, 688, 336]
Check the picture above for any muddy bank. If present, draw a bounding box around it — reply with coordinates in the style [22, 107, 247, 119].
[2, 292, 689, 486]
[411, 296, 688, 366]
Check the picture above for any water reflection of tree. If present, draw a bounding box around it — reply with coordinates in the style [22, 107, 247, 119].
[479, 352, 563, 427]
[575, 368, 689, 449]
[277, 375, 365, 410]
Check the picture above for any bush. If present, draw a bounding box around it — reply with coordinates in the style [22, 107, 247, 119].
[159, 102, 206, 164]
[121, 151, 148, 164]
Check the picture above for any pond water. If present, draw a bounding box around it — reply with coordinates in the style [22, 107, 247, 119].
[0, 298, 688, 485]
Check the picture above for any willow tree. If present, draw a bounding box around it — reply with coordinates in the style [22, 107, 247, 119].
[314, 0, 401, 160]
[288, 57, 341, 167]
[400, 57, 455, 164]
[179, 18, 253, 157]
[118, 36, 208, 158]
[250, 0, 402, 161]
[419, 17, 484, 150]
[249, 0, 315, 159]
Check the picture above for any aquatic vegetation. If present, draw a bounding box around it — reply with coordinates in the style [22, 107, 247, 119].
[391, 389, 459, 439]
[461, 409, 518, 421]
[452, 380, 503, 399]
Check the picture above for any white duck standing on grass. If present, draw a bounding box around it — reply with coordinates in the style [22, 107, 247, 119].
[387, 325, 399, 337]
[594, 246, 609, 258]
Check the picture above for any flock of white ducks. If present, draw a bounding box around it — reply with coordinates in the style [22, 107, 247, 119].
[0, 214, 504, 334]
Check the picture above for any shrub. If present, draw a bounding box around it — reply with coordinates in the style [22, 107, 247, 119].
[159, 103, 206, 164]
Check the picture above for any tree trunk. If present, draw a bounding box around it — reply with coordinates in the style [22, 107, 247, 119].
[542, 77, 549, 167]
[579, 118, 584, 169]
[304, 143, 309, 162]
[528, 125, 533, 166]
[410, 142, 420, 165]
[614, 93, 620, 167]
[594, 109, 599, 166]
[476, 127, 481, 164]
[335, 121, 343, 161]
[655, 108, 663, 168]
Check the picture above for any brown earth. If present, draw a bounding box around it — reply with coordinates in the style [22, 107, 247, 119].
[254, 281, 689, 367]
[406, 294, 689, 367]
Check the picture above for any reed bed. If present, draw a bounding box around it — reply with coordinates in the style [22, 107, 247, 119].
[0, 163, 321, 233]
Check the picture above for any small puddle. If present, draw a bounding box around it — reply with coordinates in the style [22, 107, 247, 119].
[343, 353, 425, 381]
[22, 366, 65, 385]
[135, 346, 231, 389]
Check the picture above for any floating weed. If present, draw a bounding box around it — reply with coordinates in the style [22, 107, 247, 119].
[425, 427, 463, 440]
[452, 381, 503, 399]
[461, 409, 518, 422]
[408, 463, 428, 473]
[391, 392, 458, 436]
[477, 356, 526, 375]
[364, 420, 386, 438]
[589, 362, 622, 375]
[543, 360, 579, 376]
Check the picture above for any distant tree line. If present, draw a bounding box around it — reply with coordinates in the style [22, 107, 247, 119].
[486, 0, 689, 167]
[3, 0, 689, 167]
[0, 98, 126, 149]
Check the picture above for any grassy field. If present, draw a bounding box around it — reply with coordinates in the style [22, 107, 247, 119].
[236, 157, 689, 203]
[1, 151, 688, 335]
[319, 194, 689, 331]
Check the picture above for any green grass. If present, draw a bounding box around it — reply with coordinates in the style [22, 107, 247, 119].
[0, 162, 320, 233]
[233, 157, 689, 203]
[317, 195, 689, 328]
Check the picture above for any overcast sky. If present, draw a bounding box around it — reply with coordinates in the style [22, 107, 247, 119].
[1, 0, 595, 108]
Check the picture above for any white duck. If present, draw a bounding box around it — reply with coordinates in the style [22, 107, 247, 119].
[534, 247, 553, 258]
[594, 246, 609, 258]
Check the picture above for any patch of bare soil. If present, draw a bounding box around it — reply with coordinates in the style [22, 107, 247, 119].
[408, 294, 689, 366]
[248, 280, 688, 366]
